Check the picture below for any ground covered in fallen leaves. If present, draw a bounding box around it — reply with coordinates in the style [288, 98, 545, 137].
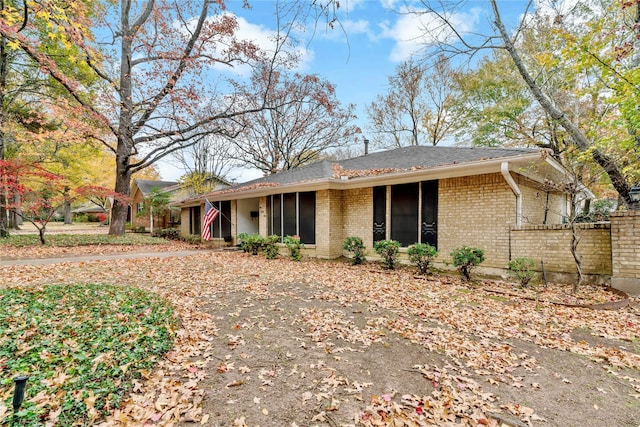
[1, 245, 639, 427]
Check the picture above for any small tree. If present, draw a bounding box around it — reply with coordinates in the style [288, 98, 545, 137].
[451, 246, 485, 281]
[507, 257, 537, 287]
[343, 236, 366, 265]
[374, 239, 400, 270]
[407, 243, 438, 275]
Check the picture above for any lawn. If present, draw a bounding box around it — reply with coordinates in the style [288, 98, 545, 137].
[0, 284, 176, 426]
[1, 242, 639, 426]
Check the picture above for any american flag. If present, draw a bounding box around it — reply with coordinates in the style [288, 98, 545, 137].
[201, 199, 219, 241]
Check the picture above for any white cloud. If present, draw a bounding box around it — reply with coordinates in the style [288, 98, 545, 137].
[203, 13, 314, 76]
[379, 6, 480, 62]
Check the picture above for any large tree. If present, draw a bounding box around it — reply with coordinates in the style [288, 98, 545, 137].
[412, 0, 640, 209]
[366, 56, 460, 148]
[232, 65, 360, 175]
[0, 0, 299, 235]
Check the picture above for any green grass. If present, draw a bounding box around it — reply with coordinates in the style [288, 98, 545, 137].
[0, 233, 169, 247]
[0, 284, 177, 426]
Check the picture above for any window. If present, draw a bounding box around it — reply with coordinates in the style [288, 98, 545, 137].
[189, 206, 201, 235]
[210, 200, 231, 240]
[372, 181, 438, 248]
[267, 192, 316, 244]
[169, 207, 181, 224]
[137, 202, 144, 214]
[391, 183, 419, 247]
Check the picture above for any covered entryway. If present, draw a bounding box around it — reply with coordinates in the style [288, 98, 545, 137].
[236, 198, 260, 236]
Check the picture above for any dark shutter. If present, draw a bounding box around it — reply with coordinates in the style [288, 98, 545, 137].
[373, 186, 386, 243]
[421, 180, 438, 248]
[391, 183, 419, 247]
[298, 192, 316, 244]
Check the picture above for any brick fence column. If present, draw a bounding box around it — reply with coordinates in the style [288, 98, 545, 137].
[610, 211, 640, 295]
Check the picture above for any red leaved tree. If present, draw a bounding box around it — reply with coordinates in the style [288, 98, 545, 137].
[0, 1, 302, 235]
[0, 159, 124, 243]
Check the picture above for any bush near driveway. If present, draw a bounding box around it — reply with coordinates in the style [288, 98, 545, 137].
[0, 283, 177, 426]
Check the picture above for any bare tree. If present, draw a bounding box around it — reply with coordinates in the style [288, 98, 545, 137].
[171, 134, 236, 182]
[422, 55, 461, 146]
[366, 56, 460, 148]
[366, 59, 428, 148]
[232, 66, 360, 175]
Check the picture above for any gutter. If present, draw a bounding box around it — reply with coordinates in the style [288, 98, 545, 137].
[501, 161, 522, 226]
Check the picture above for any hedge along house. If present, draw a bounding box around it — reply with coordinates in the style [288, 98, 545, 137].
[174, 146, 579, 273]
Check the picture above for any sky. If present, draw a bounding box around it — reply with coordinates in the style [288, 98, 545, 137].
[156, 0, 533, 183]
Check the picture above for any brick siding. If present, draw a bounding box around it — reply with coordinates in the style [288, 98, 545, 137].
[510, 223, 612, 282]
[611, 211, 640, 293]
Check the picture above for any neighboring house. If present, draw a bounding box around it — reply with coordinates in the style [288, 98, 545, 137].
[71, 204, 107, 220]
[173, 145, 579, 272]
[130, 180, 179, 230]
[130, 176, 231, 230]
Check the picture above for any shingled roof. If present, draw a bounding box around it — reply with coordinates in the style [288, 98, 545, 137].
[134, 179, 180, 195]
[236, 145, 539, 187]
[165, 145, 555, 206]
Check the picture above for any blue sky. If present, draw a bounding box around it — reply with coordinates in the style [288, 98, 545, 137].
[157, 0, 531, 182]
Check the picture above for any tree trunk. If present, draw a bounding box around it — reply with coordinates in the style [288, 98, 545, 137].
[0, 0, 8, 238]
[9, 192, 21, 227]
[109, 154, 132, 236]
[570, 221, 583, 293]
[63, 186, 72, 224]
[38, 224, 46, 245]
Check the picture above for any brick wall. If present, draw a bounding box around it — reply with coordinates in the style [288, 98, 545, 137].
[230, 200, 237, 243]
[342, 188, 373, 249]
[519, 178, 565, 225]
[438, 173, 515, 269]
[258, 196, 268, 237]
[510, 223, 612, 283]
[130, 191, 150, 228]
[180, 208, 190, 236]
[315, 189, 344, 258]
[611, 211, 640, 294]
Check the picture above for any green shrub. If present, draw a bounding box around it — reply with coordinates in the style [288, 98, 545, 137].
[263, 235, 281, 259]
[374, 239, 400, 269]
[237, 233, 265, 255]
[508, 257, 537, 287]
[407, 243, 438, 274]
[284, 235, 303, 261]
[343, 236, 366, 265]
[451, 246, 485, 281]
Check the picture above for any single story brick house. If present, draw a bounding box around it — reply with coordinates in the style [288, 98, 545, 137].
[173, 146, 580, 272]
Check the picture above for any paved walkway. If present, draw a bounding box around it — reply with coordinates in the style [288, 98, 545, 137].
[0, 250, 212, 267]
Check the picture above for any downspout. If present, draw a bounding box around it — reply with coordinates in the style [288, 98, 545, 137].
[501, 162, 522, 226]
